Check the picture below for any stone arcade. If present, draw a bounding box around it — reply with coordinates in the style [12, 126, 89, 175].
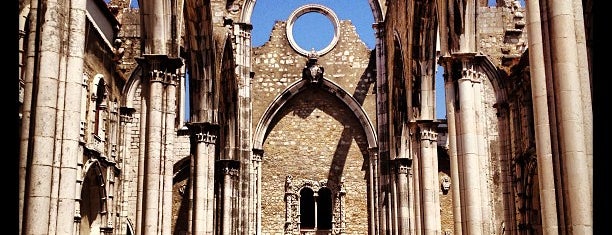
[17, 0, 593, 234]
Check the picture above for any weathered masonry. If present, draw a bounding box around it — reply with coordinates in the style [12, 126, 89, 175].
[17, 0, 594, 234]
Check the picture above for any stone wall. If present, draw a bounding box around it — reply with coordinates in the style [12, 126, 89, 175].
[477, 5, 528, 73]
[252, 19, 376, 234]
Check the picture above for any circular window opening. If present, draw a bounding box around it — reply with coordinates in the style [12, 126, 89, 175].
[292, 12, 335, 53]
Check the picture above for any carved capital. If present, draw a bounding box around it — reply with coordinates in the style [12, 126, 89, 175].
[186, 122, 219, 144]
[218, 160, 240, 176]
[136, 55, 183, 83]
[396, 159, 411, 175]
[418, 121, 440, 142]
[119, 107, 136, 123]
[420, 129, 438, 141]
[252, 149, 264, 162]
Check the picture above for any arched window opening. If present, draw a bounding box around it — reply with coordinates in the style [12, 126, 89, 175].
[300, 187, 316, 229]
[93, 77, 107, 139]
[287, 178, 345, 234]
[317, 187, 333, 230]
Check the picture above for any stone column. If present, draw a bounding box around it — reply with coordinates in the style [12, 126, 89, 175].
[56, 0, 88, 232]
[188, 122, 219, 234]
[136, 54, 182, 235]
[525, 0, 559, 233]
[472, 64, 492, 234]
[367, 148, 379, 235]
[118, 107, 136, 235]
[546, 0, 592, 233]
[456, 54, 483, 235]
[162, 71, 180, 234]
[252, 149, 264, 235]
[395, 159, 411, 234]
[144, 68, 164, 235]
[406, 157, 416, 235]
[440, 55, 463, 235]
[418, 121, 439, 235]
[373, 21, 386, 235]
[219, 160, 239, 235]
[22, 0, 62, 233]
[135, 92, 147, 235]
[18, 3, 38, 232]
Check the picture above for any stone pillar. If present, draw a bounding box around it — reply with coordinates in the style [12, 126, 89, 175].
[136, 54, 182, 235]
[408, 159, 416, 235]
[56, 0, 88, 232]
[418, 121, 439, 235]
[162, 72, 180, 234]
[135, 92, 147, 235]
[219, 160, 239, 235]
[143, 68, 164, 235]
[472, 63, 492, 235]
[234, 23, 254, 235]
[440, 56, 462, 235]
[373, 22, 386, 235]
[367, 148, 379, 235]
[18, 3, 38, 232]
[118, 107, 136, 235]
[188, 122, 219, 234]
[252, 149, 264, 235]
[395, 159, 411, 234]
[546, 0, 592, 233]
[22, 0, 62, 233]
[456, 54, 483, 235]
[525, 0, 559, 233]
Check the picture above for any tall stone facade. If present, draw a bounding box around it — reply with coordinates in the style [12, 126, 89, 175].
[17, 0, 594, 235]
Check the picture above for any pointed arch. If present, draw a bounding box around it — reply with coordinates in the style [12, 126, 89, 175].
[388, 32, 408, 159]
[253, 78, 377, 150]
[79, 159, 110, 235]
[219, 36, 239, 160]
[120, 66, 142, 108]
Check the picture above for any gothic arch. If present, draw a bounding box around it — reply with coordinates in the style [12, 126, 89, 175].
[78, 159, 110, 235]
[476, 54, 507, 103]
[252, 77, 378, 150]
[120, 65, 143, 108]
[219, 36, 239, 160]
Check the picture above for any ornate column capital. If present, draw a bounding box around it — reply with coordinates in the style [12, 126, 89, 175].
[119, 107, 136, 123]
[252, 148, 264, 162]
[395, 159, 412, 175]
[417, 120, 440, 142]
[218, 160, 240, 176]
[186, 122, 219, 144]
[135, 54, 183, 83]
[372, 22, 385, 36]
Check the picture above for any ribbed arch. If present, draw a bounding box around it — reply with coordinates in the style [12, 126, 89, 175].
[252, 77, 377, 150]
